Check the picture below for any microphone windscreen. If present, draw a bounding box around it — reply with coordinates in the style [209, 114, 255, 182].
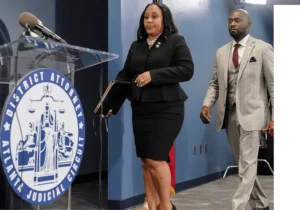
[18, 12, 39, 29]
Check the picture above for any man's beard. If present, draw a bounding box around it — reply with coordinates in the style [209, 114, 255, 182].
[229, 30, 246, 40]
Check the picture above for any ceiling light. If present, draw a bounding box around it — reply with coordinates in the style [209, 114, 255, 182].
[244, 0, 267, 4]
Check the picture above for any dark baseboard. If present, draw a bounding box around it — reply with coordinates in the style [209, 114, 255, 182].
[176, 168, 237, 192]
[107, 169, 237, 209]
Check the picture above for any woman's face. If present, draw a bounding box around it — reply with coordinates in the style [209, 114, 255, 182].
[144, 5, 163, 37]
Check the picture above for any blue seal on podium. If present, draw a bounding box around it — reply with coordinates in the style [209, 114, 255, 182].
[0, 68, 85, 205]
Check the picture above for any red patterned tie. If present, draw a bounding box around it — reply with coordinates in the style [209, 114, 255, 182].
[232, 44, 241, 69]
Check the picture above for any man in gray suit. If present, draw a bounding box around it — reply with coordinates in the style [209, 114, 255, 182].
[200, 9, 273, 210]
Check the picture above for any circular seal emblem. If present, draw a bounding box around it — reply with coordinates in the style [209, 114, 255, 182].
[0, 68, 85, 205]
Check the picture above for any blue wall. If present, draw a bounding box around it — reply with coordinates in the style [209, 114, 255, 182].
[108, 0, 273, 202]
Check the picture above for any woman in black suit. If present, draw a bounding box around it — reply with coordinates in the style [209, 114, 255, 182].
[115, 3, 194, 210]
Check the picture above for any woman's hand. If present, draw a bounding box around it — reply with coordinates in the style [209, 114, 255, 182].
[101, 109, 113, 118]
[135, 72, 152, 87]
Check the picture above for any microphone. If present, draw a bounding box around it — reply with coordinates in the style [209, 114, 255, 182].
[18, 12, 66, 43]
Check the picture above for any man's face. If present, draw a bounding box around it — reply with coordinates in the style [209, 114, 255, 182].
[228, 11, 250, 40]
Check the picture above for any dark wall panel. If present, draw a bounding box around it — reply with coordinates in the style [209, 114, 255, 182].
[55, 0, 108, 174]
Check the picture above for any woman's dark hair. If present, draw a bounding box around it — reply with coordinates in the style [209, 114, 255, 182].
[137, 3, 178, 40]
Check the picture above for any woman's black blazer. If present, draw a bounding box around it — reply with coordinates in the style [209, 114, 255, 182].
[116, 34, 194, 102]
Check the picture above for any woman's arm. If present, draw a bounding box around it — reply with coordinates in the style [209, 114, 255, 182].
[150, 35, 194, 85]
[116, 42, 135, 82]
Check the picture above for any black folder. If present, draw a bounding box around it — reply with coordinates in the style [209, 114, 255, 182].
[94, 80, 130, 115]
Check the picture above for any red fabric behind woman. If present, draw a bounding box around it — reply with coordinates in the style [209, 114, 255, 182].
[168, 144, 176, 196]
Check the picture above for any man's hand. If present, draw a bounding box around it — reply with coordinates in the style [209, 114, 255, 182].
[200, 106, 212, 124]
[263, 121, 274, 136]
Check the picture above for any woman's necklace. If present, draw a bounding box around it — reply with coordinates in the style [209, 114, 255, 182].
[147, 33, 161, 46]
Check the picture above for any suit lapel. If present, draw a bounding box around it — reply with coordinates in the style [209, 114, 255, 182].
[237, 36, 257, 82]
[223, 43, 232, 88]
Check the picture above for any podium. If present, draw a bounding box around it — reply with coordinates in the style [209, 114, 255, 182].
[0, 36, 118, 209]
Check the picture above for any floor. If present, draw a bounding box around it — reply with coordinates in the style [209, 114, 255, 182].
[167, 175, 273, 210]
[31, 174, 273, 210]
[35, 178, 107, 210]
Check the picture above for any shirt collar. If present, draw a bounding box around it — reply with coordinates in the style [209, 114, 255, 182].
[232, 34, 250, 47]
